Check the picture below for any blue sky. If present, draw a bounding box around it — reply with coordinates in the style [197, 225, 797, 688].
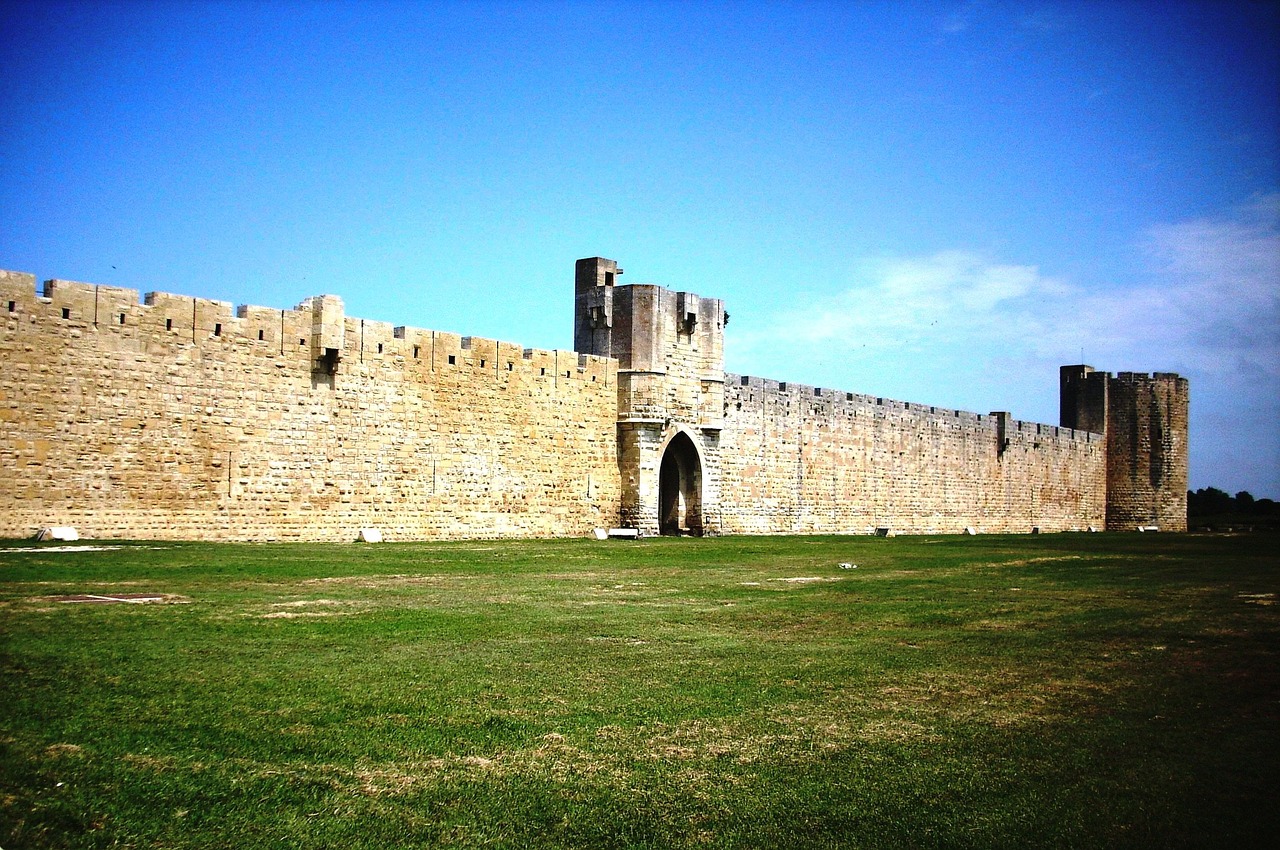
[2, 0, 1277, 497]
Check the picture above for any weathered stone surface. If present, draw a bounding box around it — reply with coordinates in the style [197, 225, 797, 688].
[1, 269, 620, 541]
[1103, 372, 1189, 532]
[0, 260, 1188, 540]
[718, 376, 1108, 534]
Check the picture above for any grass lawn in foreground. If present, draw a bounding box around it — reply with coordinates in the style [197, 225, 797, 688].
[1, 532, 1277, 848]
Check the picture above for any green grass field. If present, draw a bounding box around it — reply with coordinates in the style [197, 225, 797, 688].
[2, 532, 1277, 848]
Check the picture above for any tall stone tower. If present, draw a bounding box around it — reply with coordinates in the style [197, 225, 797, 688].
[575, 257, 726, 535]
[1060, 365, 1189, 531]
[1059, 364, 1108, 435]
[1105, 372, 1190, 532]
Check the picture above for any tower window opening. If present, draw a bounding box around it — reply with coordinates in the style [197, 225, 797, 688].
[62, 308, 70, 320]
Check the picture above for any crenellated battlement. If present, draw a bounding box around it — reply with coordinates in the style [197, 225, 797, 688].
[0, 267, 621, 542]
[727, 373, 1102, 446]
[1114, 371, 1187, 383]
[719, 364, 1109, 535]
[1, 271, 613, 389]
[0, 257, 1184, 541]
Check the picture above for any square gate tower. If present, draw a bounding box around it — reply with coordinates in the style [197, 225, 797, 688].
[575, 258, 726, 535]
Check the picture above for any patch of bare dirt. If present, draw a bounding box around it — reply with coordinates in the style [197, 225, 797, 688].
[44, 743, 85, 758]
[38, 593, 190, 605]
[300, 573, 456, 588]
[122, 753, 180, 771]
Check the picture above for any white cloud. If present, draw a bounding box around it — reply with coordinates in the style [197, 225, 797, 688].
[750, 195, 1279, 380]
[1139, 193, 1280, 371]
[732, 196, 1280, 494]
[769, 250, 1065, 356]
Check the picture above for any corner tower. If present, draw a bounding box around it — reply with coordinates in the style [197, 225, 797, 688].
[1105, 372, 1189, 532]
[574, 258, 726, 535]
[1060, 365, 1189, 531]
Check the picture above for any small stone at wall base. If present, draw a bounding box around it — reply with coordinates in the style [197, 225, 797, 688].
[592, 528, 609, 540]
[874, 527, 893, 537]
[37, 526, 79, 542]
[608, 528, 640, 539]
[963, 527, 977, 535]
[1137, 525, 1160, 533]
[357, 528, 384, 543]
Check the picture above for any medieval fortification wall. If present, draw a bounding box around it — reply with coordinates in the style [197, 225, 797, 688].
[1, 257, 1187, 540]
[0, 270, 620, 541]
[718, 376, 1106, 534]
[1058, 365, 1190, 532]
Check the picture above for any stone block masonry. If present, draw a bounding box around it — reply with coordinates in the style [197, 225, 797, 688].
[0, 270, 620, 541]
[1104, 372, 1189, 531]
[574, 259, 726, 535]
[1059, 365, 1189, 531]
[719, 376, 1107, 534]
[1, 258, 1188, 540]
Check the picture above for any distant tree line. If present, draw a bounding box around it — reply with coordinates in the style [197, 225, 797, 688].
[1188, 488, 1279, 524]
[1188, 487, 1277, 515]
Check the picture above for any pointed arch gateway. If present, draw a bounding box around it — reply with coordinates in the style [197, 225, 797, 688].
[658, 430, 703, 535]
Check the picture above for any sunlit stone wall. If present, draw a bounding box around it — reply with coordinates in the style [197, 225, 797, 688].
[0, 270, 620, 541]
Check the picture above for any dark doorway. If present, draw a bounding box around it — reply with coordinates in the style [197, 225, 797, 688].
[658, 431, 703, 536]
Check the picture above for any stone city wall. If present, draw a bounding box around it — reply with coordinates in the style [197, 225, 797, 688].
[718, 374, 1107, 534]
[0, 270, 620, 541]
[1, 260, 1173, 541]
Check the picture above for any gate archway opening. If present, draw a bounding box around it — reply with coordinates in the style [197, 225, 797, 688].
[658, 431, 703, 536]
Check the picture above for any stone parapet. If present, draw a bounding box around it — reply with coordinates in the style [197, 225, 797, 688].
[1, 271, 620, 541]
[1, 257, 1183, 541]
[719, 373, 1107, 534]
